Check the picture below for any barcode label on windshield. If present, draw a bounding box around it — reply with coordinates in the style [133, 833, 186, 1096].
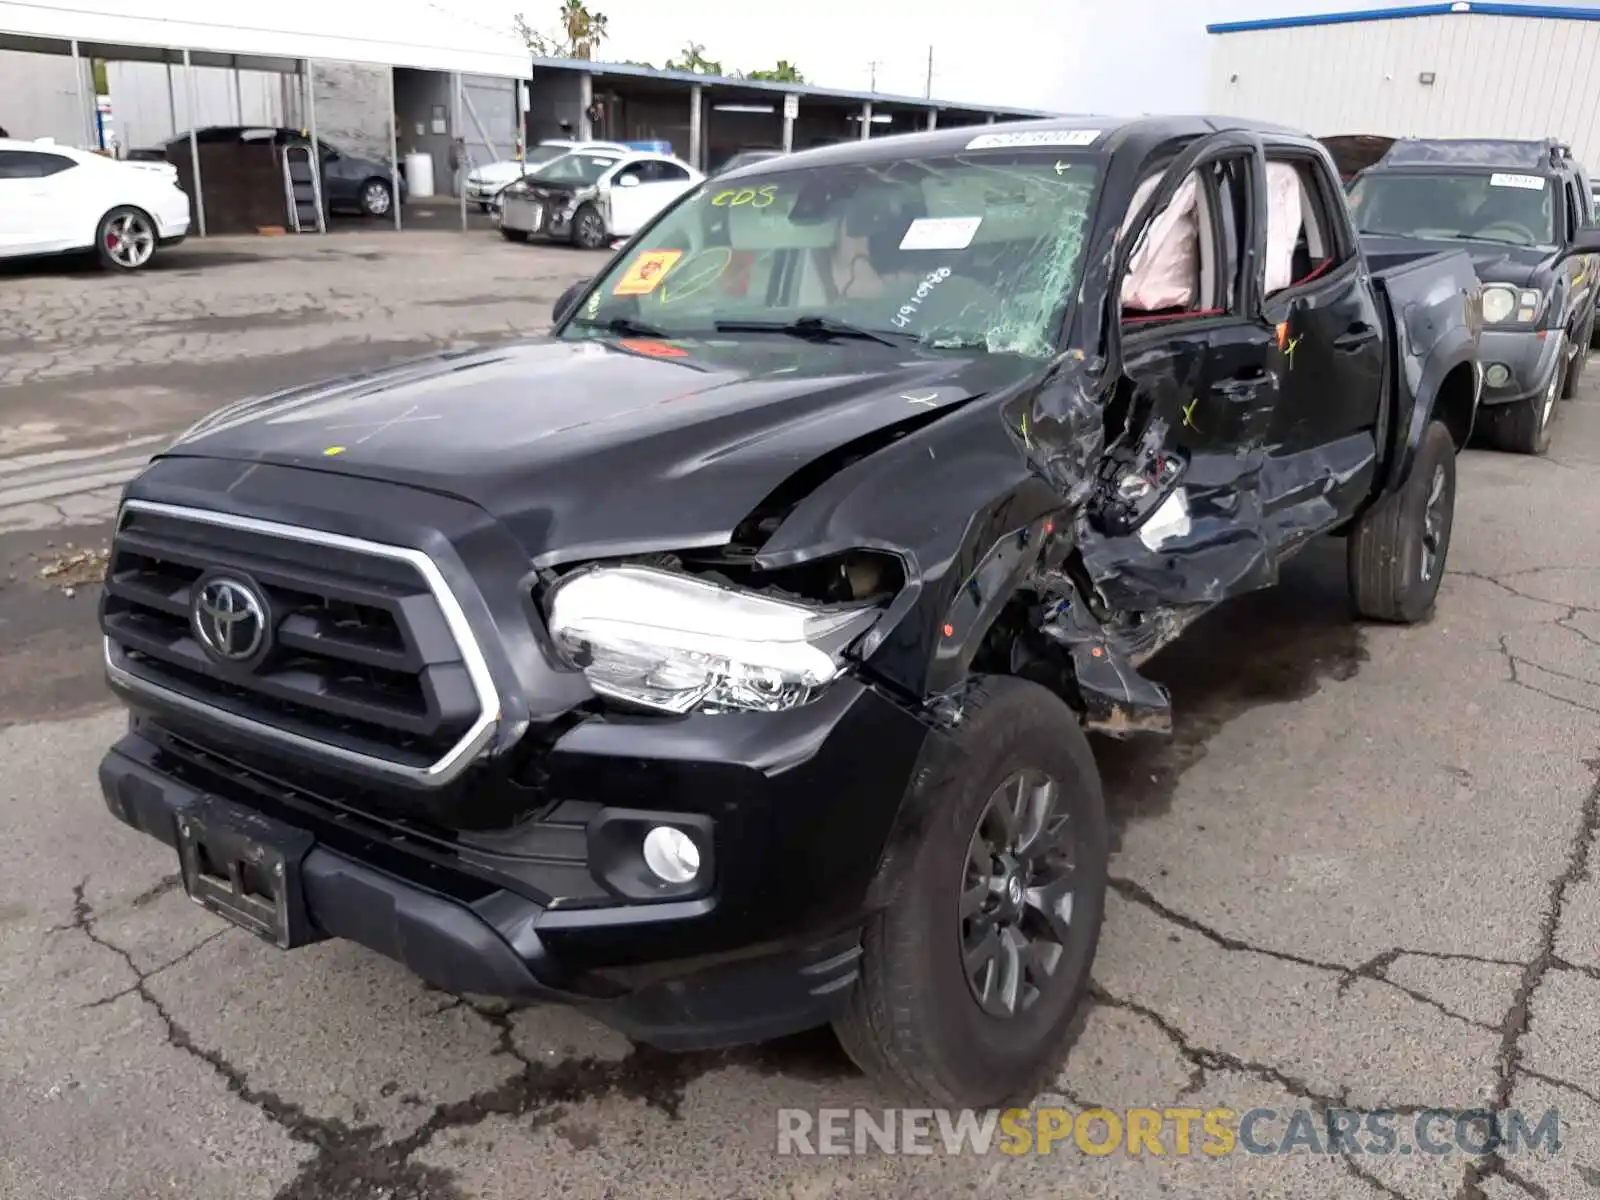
[966, 129, 1101, 150]
[1489, 172, 1544, 190]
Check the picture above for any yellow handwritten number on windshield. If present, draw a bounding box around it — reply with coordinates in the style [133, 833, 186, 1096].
[711, 185, 778, 209]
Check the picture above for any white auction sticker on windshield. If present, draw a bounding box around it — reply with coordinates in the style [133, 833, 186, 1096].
[966, 129, 1101, 151]
[900, 216, 983, 251]
[1489, 172, 1545, 190]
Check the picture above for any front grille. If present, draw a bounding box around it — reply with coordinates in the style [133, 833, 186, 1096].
[101, 501, 496, 783]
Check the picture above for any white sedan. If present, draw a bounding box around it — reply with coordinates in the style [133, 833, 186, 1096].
[0, 139, 191, 271]
[498, 149, 703, 250]
[465, 139, 629, 210]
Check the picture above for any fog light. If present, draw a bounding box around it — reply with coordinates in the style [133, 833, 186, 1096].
[1486, 363, 1511, 388]
[641, 826, 701, 884]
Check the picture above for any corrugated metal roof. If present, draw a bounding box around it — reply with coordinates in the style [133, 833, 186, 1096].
[1208, 2, 1600, 35]
[530, 56, 1059, 116]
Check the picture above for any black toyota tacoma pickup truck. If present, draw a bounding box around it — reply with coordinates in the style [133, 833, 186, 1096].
[1344, 136, 1600, 455]
[99, 116, 1543, 1107]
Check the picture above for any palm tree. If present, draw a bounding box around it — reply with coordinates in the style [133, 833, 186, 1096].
[666, 42, 723, 76]
[562, 0, 609, 59]
[745, 60, 805, 82]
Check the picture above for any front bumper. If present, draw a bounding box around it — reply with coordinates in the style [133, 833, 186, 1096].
[1478, 327, 1566, 406]
[100, 671, 934, 1046]
[499, 194, 578, 239]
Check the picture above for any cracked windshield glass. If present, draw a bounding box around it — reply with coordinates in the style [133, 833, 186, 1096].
[1347, 169, 1556, 246]
[564, 150, 1102, 358]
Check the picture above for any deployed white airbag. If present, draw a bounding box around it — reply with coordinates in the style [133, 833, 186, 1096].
[1264, 161, 1305, 294]
[1120, 173, 1201, 311]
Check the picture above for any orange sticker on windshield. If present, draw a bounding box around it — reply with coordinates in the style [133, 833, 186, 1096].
[612, 250, 684, 296]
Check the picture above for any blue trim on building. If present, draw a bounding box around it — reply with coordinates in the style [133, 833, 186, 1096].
[1208, 2, 1600, 35]
[528, 56, 1059, 116]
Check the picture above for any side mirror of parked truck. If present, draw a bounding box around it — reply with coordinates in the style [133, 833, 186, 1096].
[552, 277, 590, 324]
[1556, 226, 1600, 264]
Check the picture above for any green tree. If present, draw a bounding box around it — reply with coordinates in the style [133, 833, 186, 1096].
[665, 42, 723, 76]
[743, 60, 805, 83]
[514, 1, 608, 59]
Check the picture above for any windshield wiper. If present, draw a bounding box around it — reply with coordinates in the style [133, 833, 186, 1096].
[571, 315, 672, 338]
[1360, 228, 1531, 248]
[713, 316, 903, 347]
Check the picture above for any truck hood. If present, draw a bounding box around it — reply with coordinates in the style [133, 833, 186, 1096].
[1360, 234, 1550, 285]
[162, 336, 1031, 563]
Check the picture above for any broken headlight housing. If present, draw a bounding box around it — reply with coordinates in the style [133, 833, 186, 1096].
[545, 565, 880, 715]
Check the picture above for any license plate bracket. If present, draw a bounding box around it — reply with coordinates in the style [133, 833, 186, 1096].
[175, 797, 323, 950]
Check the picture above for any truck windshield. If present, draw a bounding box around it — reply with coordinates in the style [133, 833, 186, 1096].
[562, 149, 1102, 359]
[1348, 169, 1555, 247]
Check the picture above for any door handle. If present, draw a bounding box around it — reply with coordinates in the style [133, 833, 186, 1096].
[1333, 322, 1378, 350]
[1212, 367, 1268, 399]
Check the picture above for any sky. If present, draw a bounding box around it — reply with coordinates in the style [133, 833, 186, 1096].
[450, 0, 1475, 111]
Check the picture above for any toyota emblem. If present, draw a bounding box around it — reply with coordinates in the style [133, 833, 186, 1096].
[192, 577, 268, 662]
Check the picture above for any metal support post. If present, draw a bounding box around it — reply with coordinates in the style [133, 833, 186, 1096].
[386, 67, 402, 231]
[689, 84, 703, 170]
[183, 49, 206, 236]
[304, 60, 325, 233]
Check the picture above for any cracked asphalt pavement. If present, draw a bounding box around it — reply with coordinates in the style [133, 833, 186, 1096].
[2, 233, 1599, 1199]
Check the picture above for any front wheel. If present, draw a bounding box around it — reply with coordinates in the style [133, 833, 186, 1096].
[833, 676, 1108, 1107]
[1489, 354, 1563, 455]
[96, 207, 158, 272]
[1348, 418, 1456, 624]
[570, 203, 607, 250]
[359, 178, 393, 218]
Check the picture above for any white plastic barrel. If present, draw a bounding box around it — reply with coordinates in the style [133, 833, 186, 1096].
[403, 152, 435, 198]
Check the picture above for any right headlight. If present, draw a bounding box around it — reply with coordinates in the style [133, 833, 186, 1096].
[1481, 284, 1542, 325]
[545, 565, 880, 715]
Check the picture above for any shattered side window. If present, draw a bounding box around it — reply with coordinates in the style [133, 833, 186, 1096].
[566, 150, 1103, 359]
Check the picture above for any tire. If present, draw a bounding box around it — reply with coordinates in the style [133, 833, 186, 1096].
[1348, 418, 1456, 624]
[358, 178, 393, 218]
[95, 206, 158, 272]
[832, 675, 1108, 1107]
[1563, 317, 1591, 398]
[571, 203, 607, 250]
[500, 227, 529, 243]
[1489, 353, 1563, 455]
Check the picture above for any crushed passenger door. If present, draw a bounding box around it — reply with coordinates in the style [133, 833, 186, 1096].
[1081, 128, 1288, 612]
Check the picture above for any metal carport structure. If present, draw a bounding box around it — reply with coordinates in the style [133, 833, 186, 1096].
[0, 0, 531, 234]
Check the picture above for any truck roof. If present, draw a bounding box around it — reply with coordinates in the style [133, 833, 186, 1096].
[1371, 137, 1573, 172]
[717, 114, 1316, 178]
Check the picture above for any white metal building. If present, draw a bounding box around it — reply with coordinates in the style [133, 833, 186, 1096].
[1207, 2, 1600, 170]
